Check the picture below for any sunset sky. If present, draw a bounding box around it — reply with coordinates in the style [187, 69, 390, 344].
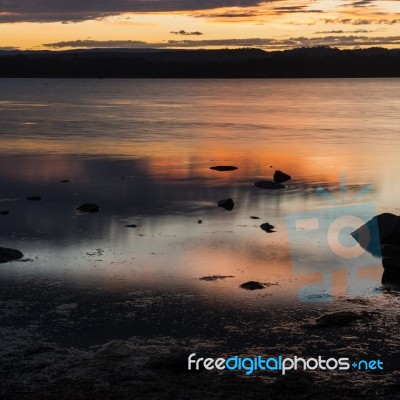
[1, 1, 400, 51]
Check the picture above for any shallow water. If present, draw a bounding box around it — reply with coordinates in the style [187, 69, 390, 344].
[1, 78, 400, 303]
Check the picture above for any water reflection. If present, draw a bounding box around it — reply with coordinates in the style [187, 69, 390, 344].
[0, 152, 384, 301]
[1, 78, 400, 302]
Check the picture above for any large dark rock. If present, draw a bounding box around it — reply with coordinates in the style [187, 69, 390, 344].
[254, 181, 285, 189]
[217, 198, 234, 211]
[240, 281, 265, 290]
[351, 213, 400, 256]
[0, 247, 24, 263]
[77, 203, 100, 213]
[381, 244, 400, 257]
[382, 270, 400, 285]
[273, 170, 292, 183]
[382, 257, 400, 274]
[210, 166, 238, 172]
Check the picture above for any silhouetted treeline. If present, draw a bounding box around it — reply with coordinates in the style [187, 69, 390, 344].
[0, 46, 399, 78]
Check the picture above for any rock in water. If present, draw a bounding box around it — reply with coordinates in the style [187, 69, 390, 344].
[60, 180, 70, 183]
[210, 166, 238, 172]
[0, 211, 10, 215]
[250, 216, 260, 219]
[240, 281, 265, 290]
[77, 203, 100, 213]
[26, 196, 41, 201]
[351, 213, 400, 256]
[217, 198, 235, 211]
[0, 247, 24, 263]
[273, 170, 292, 183]
[382, 257, 400, 273]
[260, 222, 275, 233]
[381, 244, 400, 257]
[254, 181, 285, 189]
[125, 224, 138, 228]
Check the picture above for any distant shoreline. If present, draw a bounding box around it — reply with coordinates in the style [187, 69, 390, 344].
[1, 46, 400, 78]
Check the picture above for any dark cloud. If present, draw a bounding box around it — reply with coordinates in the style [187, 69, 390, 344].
[192, 11, 259, 19]
[346, 0, 375, 7]
[43, 35, 400, 50]
[43, 40, 150, 48]
[0, 46, 19, 51]
[314, 29, 372, 34]
[324, 17, 400, 25]
[273, 6, 323, 14]
[0, 0, 266, 23]
[170, 30, 203, 36]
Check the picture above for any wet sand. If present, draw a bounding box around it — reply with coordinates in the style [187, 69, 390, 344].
[1, 276, 399, 399]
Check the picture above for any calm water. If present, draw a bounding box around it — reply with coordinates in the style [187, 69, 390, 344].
[1, 78, 400, 303]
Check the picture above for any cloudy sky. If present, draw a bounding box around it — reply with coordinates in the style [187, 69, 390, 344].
[1, 0, 400, 50]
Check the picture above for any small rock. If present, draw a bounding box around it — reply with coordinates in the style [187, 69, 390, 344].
[0, 247, 24, 263]
[0, 211, 10, 215]
[77, 203, 100, 213]
[240, 281, 265, 290]
[60, 180, 70, 183]
[200, 275, 234, 281]
[26, 196, 41, 201]
[210, 166, 238, 172]
[197, 219, 202, 224]
[217, 198, 235, 211]
[254, 181, 285, 189]
[273, 170, 292, 183]
[260, 222, 275, 233]
[125, 224, 138, 228]
[250, 216, 260, 219]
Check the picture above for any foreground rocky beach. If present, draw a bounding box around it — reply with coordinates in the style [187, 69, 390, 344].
[1, 275, 399, 399]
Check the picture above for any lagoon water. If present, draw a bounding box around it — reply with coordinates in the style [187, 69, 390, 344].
[1, 78, 400, 303]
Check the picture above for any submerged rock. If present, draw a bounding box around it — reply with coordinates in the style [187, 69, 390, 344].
[210, 166, 238, 172]
[200, 275, 234, 281]
[240, 281, 265, 290]
[26, 196, 41, 201]
[254, 181, 285, 189]
[217, 198, 235, 211]
[0, 211, 10, 215]
[260, 222, 275, 233]
[77, 203, 100, 213]
[315, 311, 362, 327]
[0, 247, 24, 263]
[273, 170, 292, 183]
